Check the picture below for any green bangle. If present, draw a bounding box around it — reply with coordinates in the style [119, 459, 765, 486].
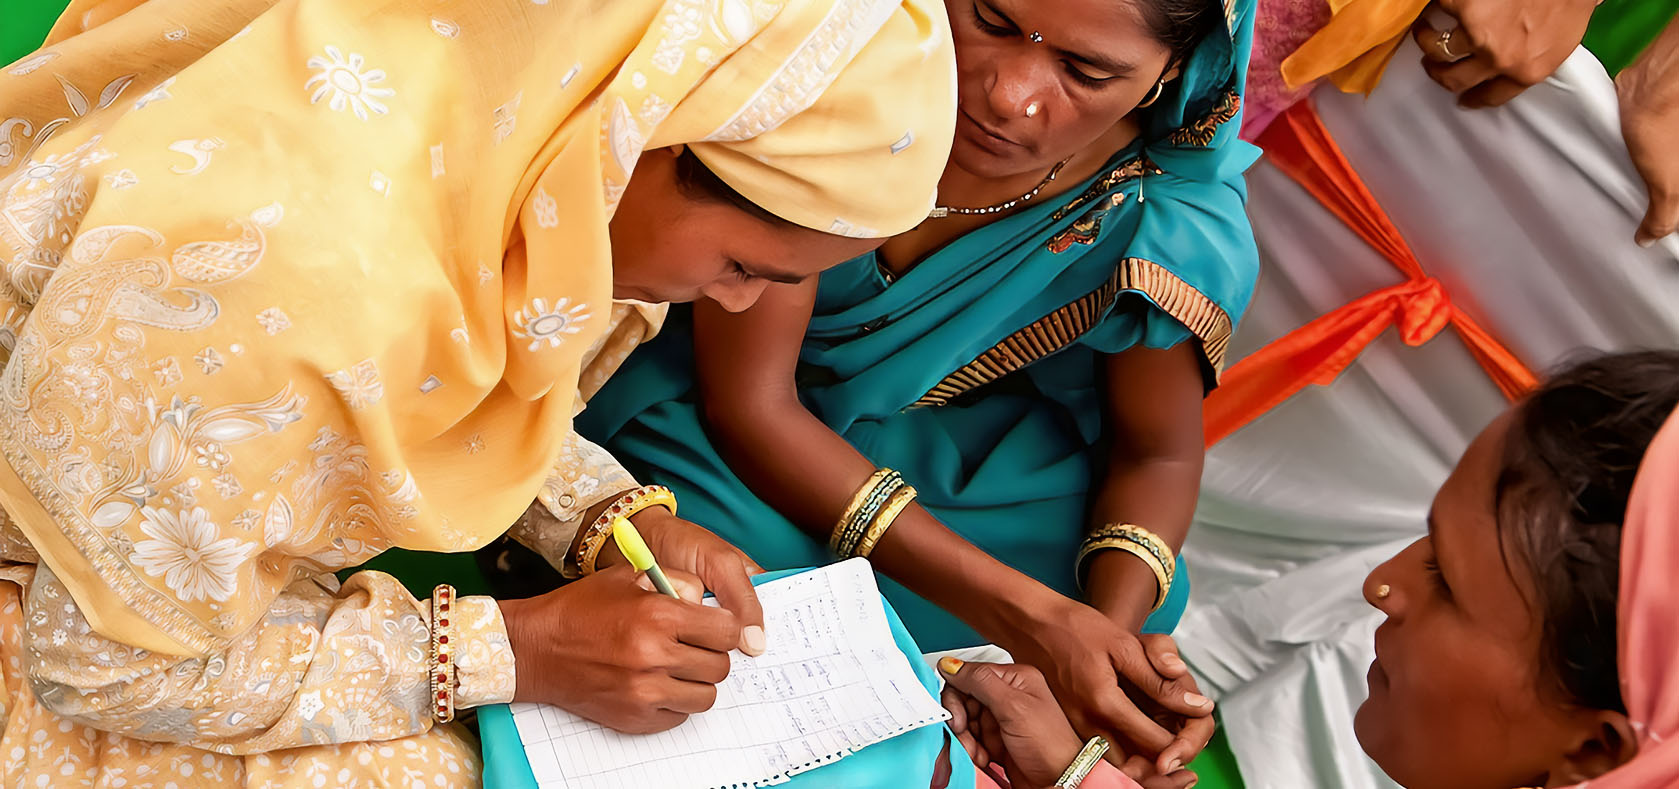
[1055, 736, 1112, 788]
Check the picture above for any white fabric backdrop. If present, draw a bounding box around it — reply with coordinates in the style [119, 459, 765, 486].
[1177, 42, 1679, 789]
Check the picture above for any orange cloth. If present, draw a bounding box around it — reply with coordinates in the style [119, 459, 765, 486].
[1203, 101, 1537, 447]
[1279, 0, 1429, 94]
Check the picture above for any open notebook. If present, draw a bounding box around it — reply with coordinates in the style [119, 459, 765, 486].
[507, 559, 950, 789]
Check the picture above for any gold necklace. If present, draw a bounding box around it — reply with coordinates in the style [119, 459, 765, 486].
[928, 158, 1071, 219]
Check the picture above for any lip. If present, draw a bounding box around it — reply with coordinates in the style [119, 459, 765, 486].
[958, 107, 1025, 154]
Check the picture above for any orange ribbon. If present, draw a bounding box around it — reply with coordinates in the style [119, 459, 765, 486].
[1203, 101, 1537, 447]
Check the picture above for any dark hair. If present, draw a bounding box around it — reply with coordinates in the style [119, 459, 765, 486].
[1134, 0, 1222, 69]
[1495, 350, 1679, 713]
[672, 148, 793, 227]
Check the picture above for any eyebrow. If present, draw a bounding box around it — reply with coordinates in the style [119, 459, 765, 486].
[982, 0, 1138, 78]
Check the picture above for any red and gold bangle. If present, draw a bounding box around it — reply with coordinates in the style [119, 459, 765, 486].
[569, 485, 678, 578]
[429, 584, 457, 723]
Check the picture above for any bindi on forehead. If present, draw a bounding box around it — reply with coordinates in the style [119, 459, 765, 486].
[986, 0, 1157, 64]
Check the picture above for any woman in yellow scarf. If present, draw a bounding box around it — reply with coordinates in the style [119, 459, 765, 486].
[0, 0, 954, 784]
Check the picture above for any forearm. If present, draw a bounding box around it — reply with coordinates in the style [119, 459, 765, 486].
[25, 564, 513, 753]
[707, 404, 1060, 640]
[1082, 456, 1202, 631]
[1620, 12, 1679, 106]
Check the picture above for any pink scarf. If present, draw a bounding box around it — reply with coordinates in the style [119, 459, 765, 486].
[1580, 411, 1679, 787]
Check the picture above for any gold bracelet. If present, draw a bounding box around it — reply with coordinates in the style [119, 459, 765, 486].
[856, 484, 917, 558]
[429, 584, 458, 723]
[831, 470, 902, 557]
[1079, 524, 1175, 589]
[1054, 736, 1112, 788]
[569, 485, 678, 578]
[1076, 525, 1175, 611]
[838, 469, 896, 531]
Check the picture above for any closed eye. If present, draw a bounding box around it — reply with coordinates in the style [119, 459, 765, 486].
[1422, 554, 1453, 600]
[969, 1, 1014, 36]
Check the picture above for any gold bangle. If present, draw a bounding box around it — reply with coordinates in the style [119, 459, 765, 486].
[831, 470, 902, 557]
[1077, 537, 1171, 611]
[571, 485, 678, 577]
[856, 485, 917, 558]
[838, 469, 896, 531]
[1054, 736, 1112, 788]
[1080, 524, 1175, 591]
[429, 584, 458, 723]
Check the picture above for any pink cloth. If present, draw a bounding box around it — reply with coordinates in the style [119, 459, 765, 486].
[1576, 412, 1679, 787]
[974, 760, 1142, 789]
[1242, 0, 1331, 139]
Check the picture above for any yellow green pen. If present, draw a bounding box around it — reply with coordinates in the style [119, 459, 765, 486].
[612, 517, 680, 599]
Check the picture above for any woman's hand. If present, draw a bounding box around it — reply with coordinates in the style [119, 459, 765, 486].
[994, 595, 1215, 774]
[940, 658, 1084, 789]
[1411, 0, 1597, 108]
[596, 506, 769, 655]
[1616, 20, 1679, 247]
[498, 565, 741, 733]
[939, 659, 1198, 789]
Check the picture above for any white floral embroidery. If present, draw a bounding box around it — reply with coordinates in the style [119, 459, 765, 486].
[133, 77, 176, 110]
[131, 506, 256, 603]
[256, 308, 291, 335]
[305, 46, 394, 120]
[477, 263, 494, 285]
[531, 187, 559, 228]
[164, 26, 189, 42]
[430, 143, 445, 177]
[296, 691, 324, 721]
[465, 435, 485, 454]
[369, 170, 391, 196]
[430, 18, 460, 39]
[231, 509, 261, 530]
[492, 92, 522, 144]
[7, 51, 57, 76]
[104, 169, 139, 190]
[450, 327, 470, 344]
[418, 375, 442, 394]
[194, 442, 230, 471]
[890, 131, 915, 155]
[560, 64, 580, 88]
[194, 347, 224, 375]
[325, 359, 383, 409]
[153, 358, 183, 388]
[513, 298, 591, 352]
[212, 473, 243, 499]
[168, 138, 224, 175]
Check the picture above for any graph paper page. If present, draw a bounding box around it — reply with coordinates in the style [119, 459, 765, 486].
[508, 559, 949, 788]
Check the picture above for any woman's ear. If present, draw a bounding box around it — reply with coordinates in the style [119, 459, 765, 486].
[1549, 712, 1639, 785]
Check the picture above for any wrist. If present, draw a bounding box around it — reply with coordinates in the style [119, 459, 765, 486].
[596, 506, 677, 569]
[978, 577, 1075, 647]
[1084, 551, 1161, 632]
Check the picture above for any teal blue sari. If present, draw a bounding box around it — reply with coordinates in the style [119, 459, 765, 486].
[582, 1, 1261, 652]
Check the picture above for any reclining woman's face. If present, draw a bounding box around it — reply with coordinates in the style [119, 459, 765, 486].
[1356, 413, 1635, 789]
[607, 146, 880, 312]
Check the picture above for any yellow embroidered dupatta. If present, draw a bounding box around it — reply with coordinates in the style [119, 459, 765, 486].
[0, 0, 954, 655]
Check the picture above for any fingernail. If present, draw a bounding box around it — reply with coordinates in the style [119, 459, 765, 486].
[743, 626, 766, 655]
[938, 656, 964, 676]
[1164, 758, 1182, 774]
[1638, 235, 1657, 248]
[1185, 692, 1213, 709]
[1162, 653, 1187, 671]
[1187, 777, 1199, 788]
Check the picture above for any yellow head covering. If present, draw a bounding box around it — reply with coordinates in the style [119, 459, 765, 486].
[0, 0, 954, 655]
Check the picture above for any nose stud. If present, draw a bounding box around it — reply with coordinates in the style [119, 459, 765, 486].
[1375, 584, 1391, 600]
[1029, 31, 1044, 43]
[1025, 102, 1040, 118]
